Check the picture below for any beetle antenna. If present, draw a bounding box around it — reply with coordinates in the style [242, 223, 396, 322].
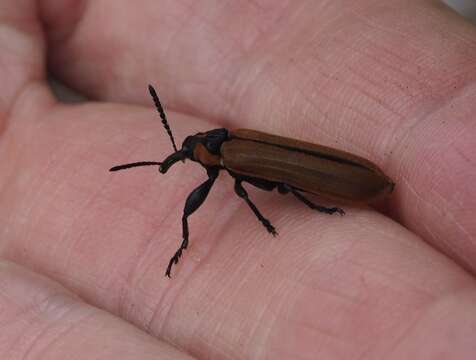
[148, 85, 179, 153]
[109, 161, 162, 172]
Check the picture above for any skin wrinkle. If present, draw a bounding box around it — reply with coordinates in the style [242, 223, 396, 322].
[119, 195, 183, 328]
[51, 169, 110, 267]
[162, 219, 236, 346]
[201, 1, 288, 54]
[241, 60, 340, 140]
[347, 7, 418, 43]
[175, 5, 241, 72]
[359, 312, 425, 360]
[332, 7, 476, 124]
[354, 32, 425, 83]
[254, 243, 357, 357]
[187, 279, 224, 352]
[220, 281, 259, 355]
[48, 194, 116, 299]
[392, 91, 476, 270]
[7, 148, 52, 251]
[345, 256, 439, 301]
[421, 165, 469, 240]
[154, 268, 195, 340]
[293, 50, 390, 126]
[31, 310, 96, 359]
[277, 315, 352, 358]
[100, 186, 173, 282]
[244, 2, 287, 39]
[147, 224, 207, 338]
[46, 185, 95, 276]
[361, 291, 433, 359]
[431, 133, 476, 232]
[19, 297, 83, 359]
[343, 27, 476, 118]
[3, 290, 72, 357]
[238, 266, 281, 355]
[206, 266, 251, 356]
[27, 143, 82, 254]
[335, 65, 406, 126]
[100, 203, 157, 297]
[448, 22, 476, 44]
[198, 2, 252, 52]
[276, 276, 346, 345]
[455, 137, 476, 168]
[217, 4, 325, 123]
[346, 42, 427, 101]
[377, 295, 455, 360]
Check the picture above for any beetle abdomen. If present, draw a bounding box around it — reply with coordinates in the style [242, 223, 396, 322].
[221, 136, 393, 203]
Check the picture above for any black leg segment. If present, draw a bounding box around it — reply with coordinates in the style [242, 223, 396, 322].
[166, 167, 219, 277]
[279, 184, 345, 216]
[234, 179, 277, 236]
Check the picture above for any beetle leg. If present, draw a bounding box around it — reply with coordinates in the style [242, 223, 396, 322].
[165, 167, 220, 277]
[279, 184, 345, 216]
[234, 180, 278, 236]
[242, 177, 277, 192]
[226, 171, 277, 192]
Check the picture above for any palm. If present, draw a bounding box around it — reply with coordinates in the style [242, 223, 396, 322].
[1, 1, 475, 359]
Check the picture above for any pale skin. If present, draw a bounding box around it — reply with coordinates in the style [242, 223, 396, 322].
[1, 0, 476, 359]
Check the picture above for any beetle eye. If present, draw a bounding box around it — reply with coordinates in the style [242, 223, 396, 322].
[182, 145, 191, 157]
[205, 141, 219, 154]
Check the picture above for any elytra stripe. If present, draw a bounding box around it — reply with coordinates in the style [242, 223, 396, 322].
[232, 137, 370, 171]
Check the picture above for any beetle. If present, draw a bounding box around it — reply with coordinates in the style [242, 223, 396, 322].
[110, 85, 395, 277]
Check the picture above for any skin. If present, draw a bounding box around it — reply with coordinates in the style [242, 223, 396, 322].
[1, 0, 476, 359]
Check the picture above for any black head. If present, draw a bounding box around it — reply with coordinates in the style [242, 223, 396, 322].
[159, 128, 229, 173]
[182, 128, 229, 157]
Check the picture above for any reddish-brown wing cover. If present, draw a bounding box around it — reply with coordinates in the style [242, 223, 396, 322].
[221, 129, 394, 203]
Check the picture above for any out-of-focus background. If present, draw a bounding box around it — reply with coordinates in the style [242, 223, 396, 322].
[51, 0, 476, 102]
[443, 0, 476, 22]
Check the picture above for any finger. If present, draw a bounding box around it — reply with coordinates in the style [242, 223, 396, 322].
[1, 101, 476, 357]
[0, 259, 195, 359]
[0, 0, 47, 130]
[40, 1, 474, 129]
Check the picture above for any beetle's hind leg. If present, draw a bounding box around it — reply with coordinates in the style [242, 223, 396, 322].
[278, 184, 345, 216]
[166, 167, 219, 277]
[234, 180, 277, 236]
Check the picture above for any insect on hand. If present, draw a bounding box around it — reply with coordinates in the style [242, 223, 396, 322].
[110, 85, 395, 277]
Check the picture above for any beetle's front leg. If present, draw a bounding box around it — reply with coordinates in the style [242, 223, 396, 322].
[278, 184, 344, 216]
[166, 167, 219, 277]
[234, 179, 277, 236]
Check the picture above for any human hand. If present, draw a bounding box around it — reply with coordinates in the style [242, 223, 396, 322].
[1, 1, 476, 359]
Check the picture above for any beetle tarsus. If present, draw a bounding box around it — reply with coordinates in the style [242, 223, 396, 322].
[282, 185, 345, 216]
[165, 250, 181, 277]
[234, 180, 278, 236]
[331, 207, 345, 216]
